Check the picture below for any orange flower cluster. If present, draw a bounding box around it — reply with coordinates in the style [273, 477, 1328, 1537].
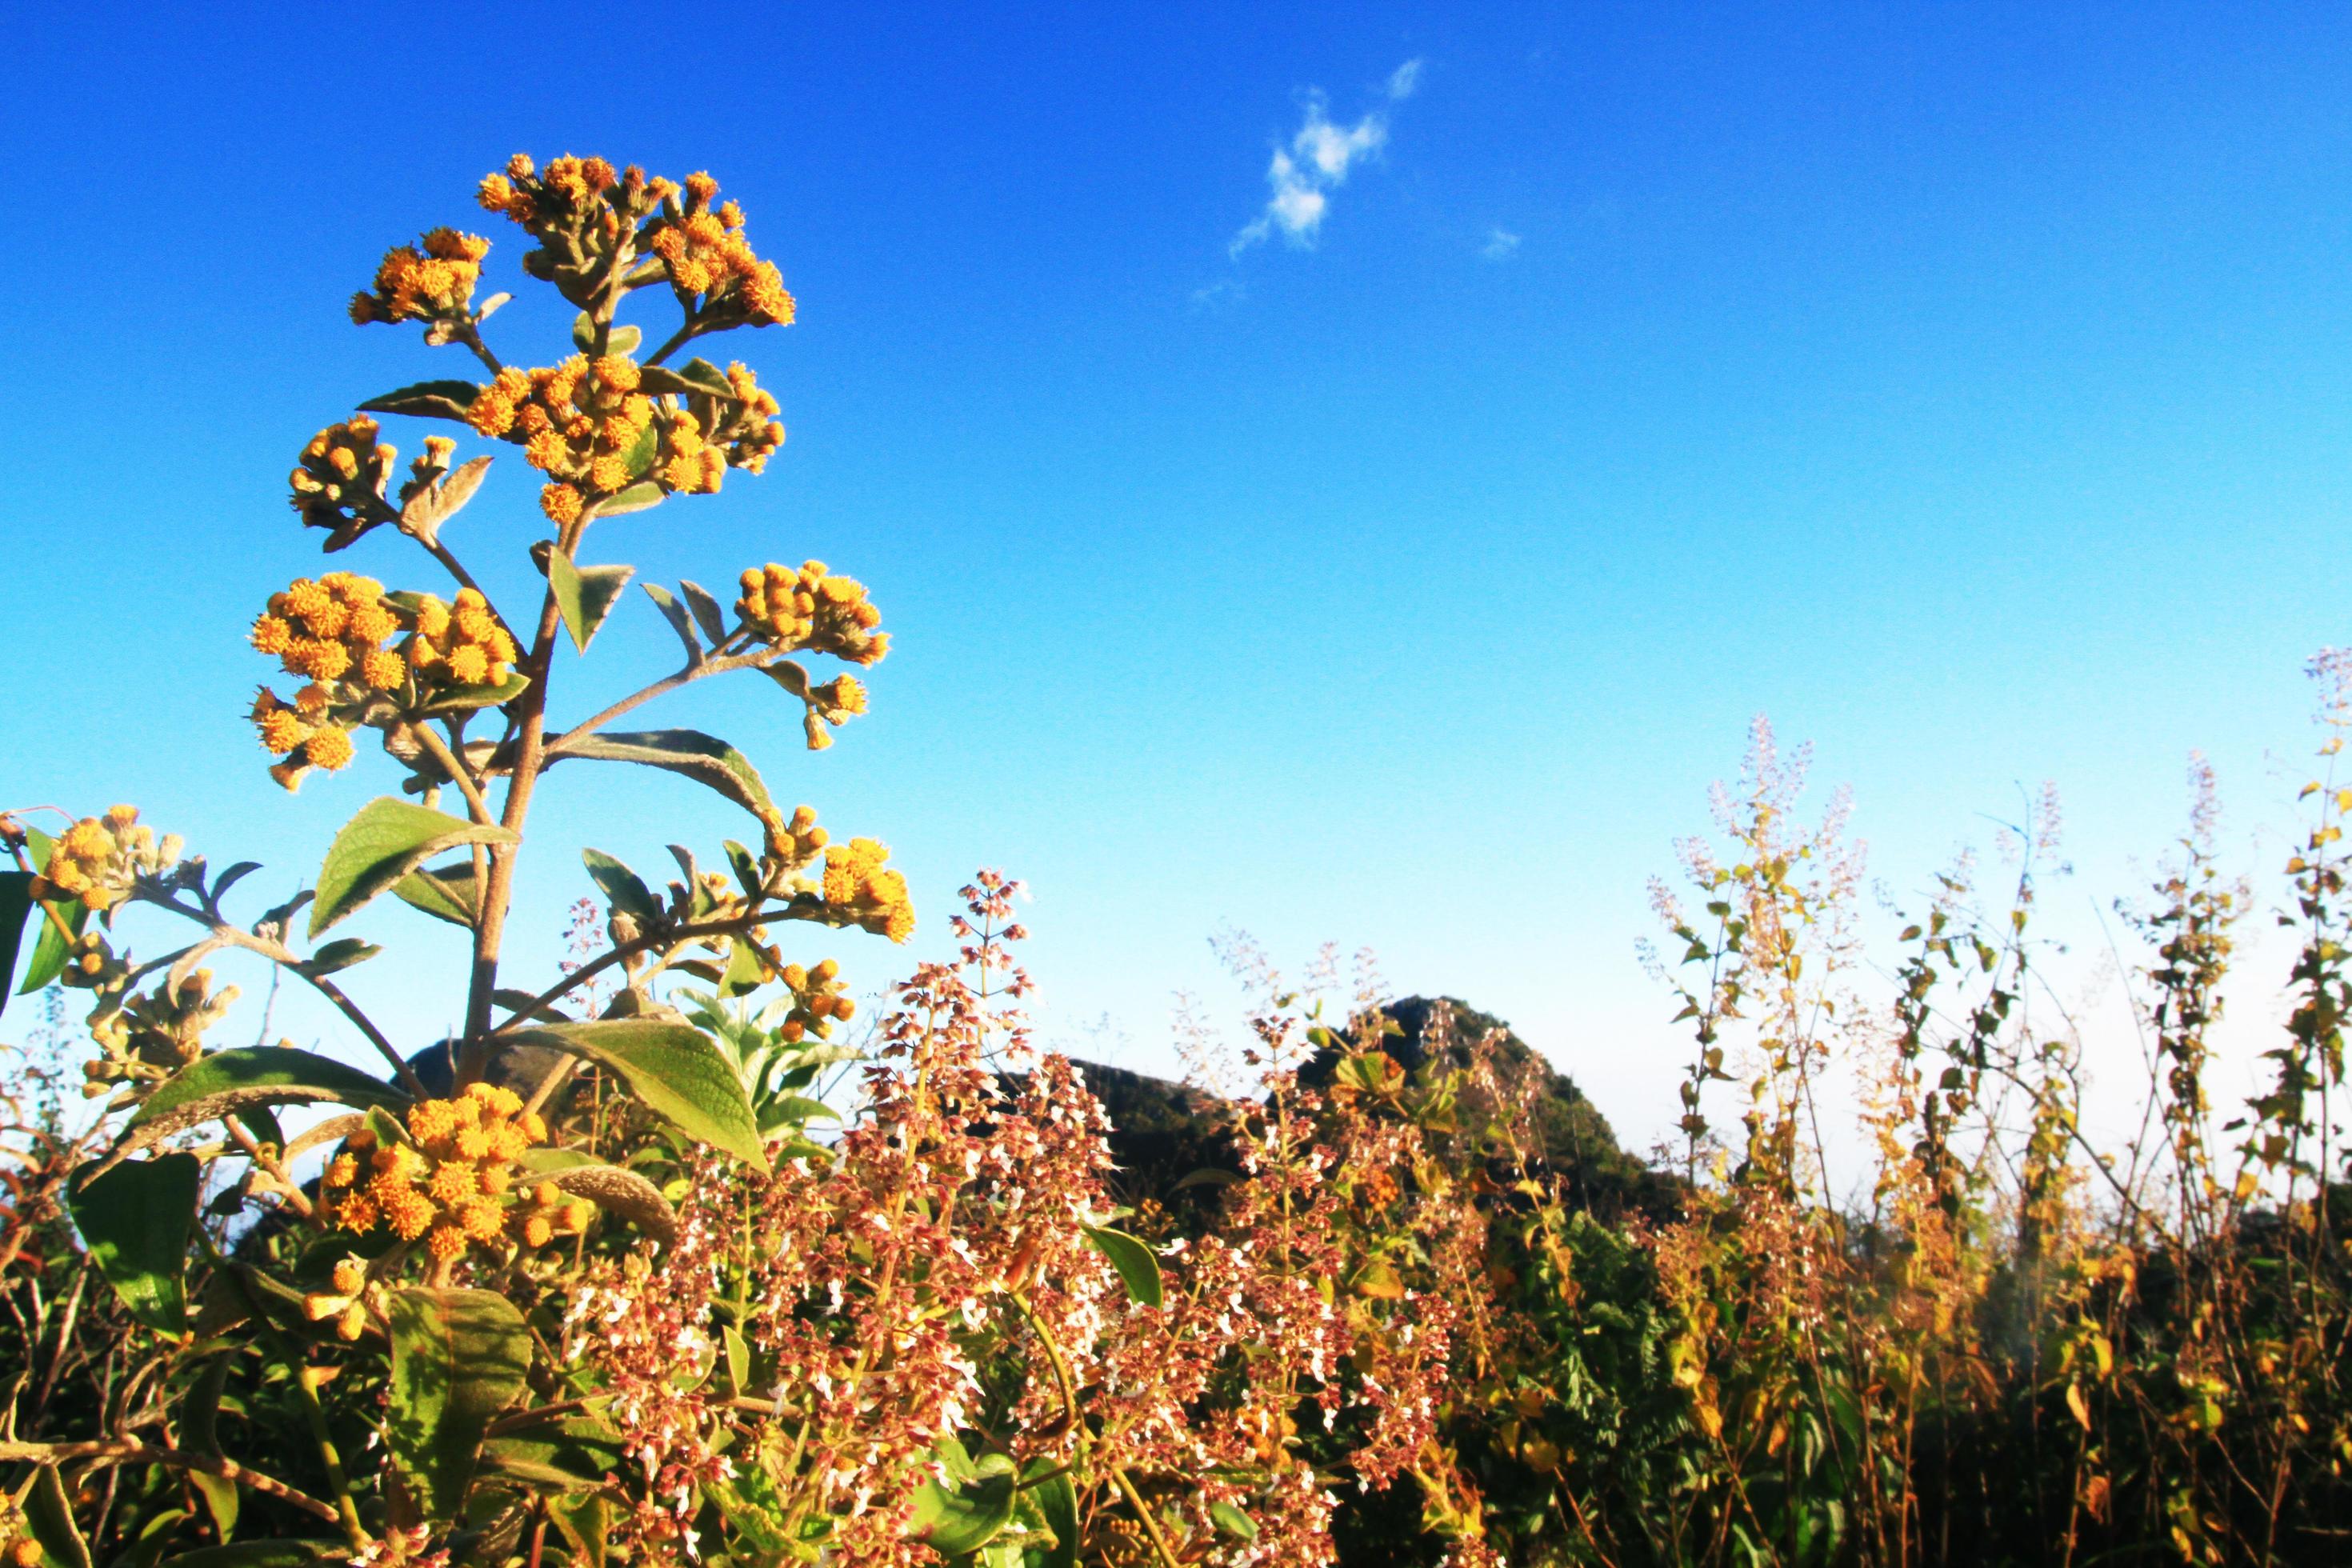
[248, 576, 521, 788]
[249, 573, 402, 786]
[735, 562, 889, 666]
[822, 837, 915, 943]
[758, 802, 830, 870]
[318, 1084, 586, 1265]
[777, 957, 854, 1042]
[349, 229, 491, 326]
[406, 587, 520, 688]
[288, 418, 399, 538]
[802, 674, 868, 751]
[34, 806, 178, 914]
[466, 355, 686, 523]
[646, 171, 796, 329]
[664, 361, 786, 482]
[477, 153, 639, 231]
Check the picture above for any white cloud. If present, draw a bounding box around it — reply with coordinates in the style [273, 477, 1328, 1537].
[1482, 227, 1521, 261]
[1228, 60, 1420, 258]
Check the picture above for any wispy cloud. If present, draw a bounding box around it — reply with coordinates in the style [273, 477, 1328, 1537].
[1228, 58, 1422, 259]
[1482, 226, 1521, 261]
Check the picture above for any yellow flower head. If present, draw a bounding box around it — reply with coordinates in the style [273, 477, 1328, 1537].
[822, 837, 916, 943]
[351, 230, 489, 327]
[289, 419, 400, 545]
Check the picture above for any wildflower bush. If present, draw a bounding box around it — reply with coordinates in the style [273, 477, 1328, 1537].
[6, 150, 2352, 1568]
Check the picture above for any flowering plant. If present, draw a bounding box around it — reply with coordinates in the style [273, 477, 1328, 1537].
[0, 154, 1318, 1568]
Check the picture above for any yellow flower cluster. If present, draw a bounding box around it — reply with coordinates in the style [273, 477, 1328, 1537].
[822, 837, 915, 943]
[466, 355, 678, 522]
[476, 153, 635, 230]
[666, 362, 786, 482]
[735, 561, 890, 666]
[406, 587, 521, 688]
[249, 573, 401, 786]
[802, 674, 868, 751]
[759, 802, 830, 869]
[34, 806, 178, 914]
[778, 957, 854, 1042]
[287, 418, 398, 536]
[646, 171, 796, 327]
[349, 229, 491, 326]
[318, 1083, 586, 1264]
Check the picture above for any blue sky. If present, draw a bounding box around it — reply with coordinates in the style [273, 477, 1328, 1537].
[4, 3, 2348, 1153]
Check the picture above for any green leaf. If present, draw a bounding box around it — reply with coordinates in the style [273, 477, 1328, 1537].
[582, 849, 660, 923]
[134, 1047, 409, 1127]
[550, 730, 775, 822]
[546, 1494, 608, 1568]
[606, 323, 643, 356]
[677, 578, 730, 645]
[524, 1158, 678, 1243]
[1210, 1501, 1259, 1542]
[723, 838, 762, 898]
[26, 1464, 94, 1568]
[618, 418, 660, 478]
[18, 828, 89, 995]
[1030, 1466, 1080, 1568]
[386, 1287, 532, 1525]
[911, 1448, 1018, 1557]
[157, 1546, 343, 1568]
[640, 582, 700, 661]
[545, 546, 636, 654]
[1081, 1224, 1162, 1308]
[69, 1153, 199, 1333]
[358, 379, 482, 423]
[570, 312, 599, 353]
[310, 797, 518, 938]
[393, 861, 482, 928]
[681, 357, 737, 397]
[585, 479, 664, 519]
[298, 938, 381, 977]
[507, 1019, 770, 1173]
[188, 1471, 239, 1545]
[0, 870, 34, 1020]
[721, 936, 767, 999]
[414, 670, 530, 717]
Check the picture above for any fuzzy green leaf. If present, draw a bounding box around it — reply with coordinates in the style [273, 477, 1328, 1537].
[507, 1019, 770, 1173]
[546, 546, 636, 653]
[358, 379, 482, 423]
[550, 730, 776, 822]
[393, 862, 482, 928]
[299, 938, 381, 977]
[640, 582, 700, 661]
[310, 798, 518, 938]
[677, 579, 730, 645]
[386, 1287, 532, 1525]
[582, 849, 660, 923]
[133, 1047, 409, 1128]
[414, 670, 530, 717]
[586, 480, 665, 519]
[69, 1153, 199, 1333]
